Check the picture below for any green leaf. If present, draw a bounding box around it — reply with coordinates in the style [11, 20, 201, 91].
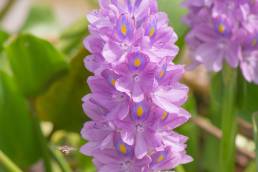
[36, 49, 90, 132]
[4, 34, 68, 97]
[202, 73, 222, 172]
[20, 5, 59, 36]
[175, 165, 186, 172]
[238, 77, 258, 122]
[210, 71, 224, 126]
[0, 71, 40, 168]
[179, 94, 199, 171]
[219, 66, 237, 172]
[158, 0, 188, 61]
[0, 150, 22, 172]
[244, 161, 256, 172]
[253, 113, 258, 172]
[0, 30, 10, 74]
[158, 0, 188, 40]
[58, 18, 88, 57]
[49, 145, 72, 172]
[0, 30, 9, 53]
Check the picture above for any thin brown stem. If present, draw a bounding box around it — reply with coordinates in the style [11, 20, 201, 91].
[0, 0, 16, 21]
[192, 116, 256, 160]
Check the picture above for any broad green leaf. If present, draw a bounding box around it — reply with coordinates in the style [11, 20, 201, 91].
[158, 0, 188, 40]
[158, 0, 188, 61]
[0, 30, 10, 73]
[58, 18, 88, 57]
[88, 0, 98, 7]
[0, 150, 22, 172]
[202, 134, 219, 172]
[5, 34, 68, 97]
[175, 165, 186, 172]
[36, 49, 90, 132]
[238, 79, 258, 122]
[20, 5, 59, 36]
[253, 113, 258, 172]
[244, 161, 256, 172]
[210, 71, 223, 126]
[0, 71, 40, 168]
[179, 94, 199, 171]
[0, 30, 9, 52]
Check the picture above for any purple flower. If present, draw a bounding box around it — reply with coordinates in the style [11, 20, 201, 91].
[86, 71, 130, 120]
[184, 0, 258, 84]
[81, 121, 115, 156]
[93, 147, 151, 172]
[150, 147, 192, 171]
[81, 0, 192, 171]
[115, 51, 156, 102]
[115, 101, 159, 159]
[93, 133, 151, 172]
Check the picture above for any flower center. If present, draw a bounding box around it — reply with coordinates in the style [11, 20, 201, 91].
[112, 92, 126, 101]
[133, 74, 140, 82]
[136, 123, 145, 132]
[121, 160, 131, 171]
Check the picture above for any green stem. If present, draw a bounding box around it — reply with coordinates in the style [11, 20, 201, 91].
[0, 150, 22, 172]
[253, 113, 258, 172]
[219, 65, 237, 172]
[49, 145, 72, 172]
[175, 165, 186, 172]
[0, 0, 16, 21]
[30, 99, 52, 172]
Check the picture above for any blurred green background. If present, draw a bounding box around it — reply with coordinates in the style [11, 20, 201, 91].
[0, 0, 257, 172]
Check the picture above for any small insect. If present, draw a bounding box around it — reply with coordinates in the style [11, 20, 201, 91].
[58, 145, 76, 155]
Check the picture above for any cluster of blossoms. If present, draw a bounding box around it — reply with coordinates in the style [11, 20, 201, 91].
[184, 0, 258, 84]
[81, 0, 192, 171]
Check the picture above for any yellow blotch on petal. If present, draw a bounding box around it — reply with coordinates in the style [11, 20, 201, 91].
[136, 106, 144, 117]
[121, 24, 127, 36]
[252, 39, 257, 46]
[159, 70, 165, 78]
[119, 144, 127, 154]
[157, 155, 164, 162]
[149, 27, 155, 37]
[134, 58, 141, 67]
[111, 79, 116, 87]
[218, 24, 225, 33]
[161, 111, 168, 120]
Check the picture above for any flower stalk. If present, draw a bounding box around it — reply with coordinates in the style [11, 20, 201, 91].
[0, 150, 22, 172]
[219, 65, 238, 172]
